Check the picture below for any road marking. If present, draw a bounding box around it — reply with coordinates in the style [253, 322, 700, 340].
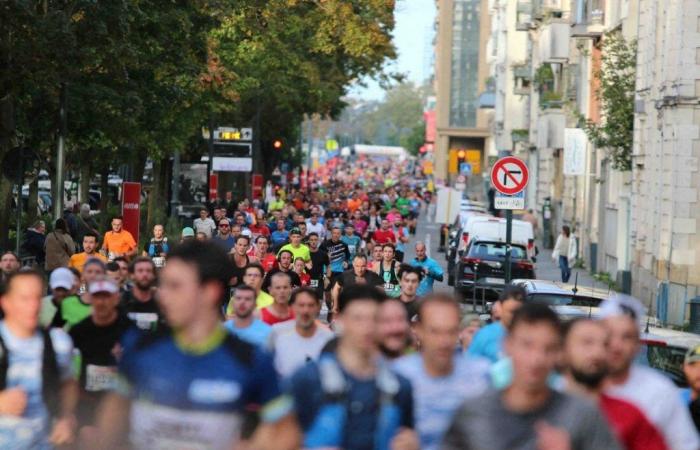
[426, 233, 431, 257]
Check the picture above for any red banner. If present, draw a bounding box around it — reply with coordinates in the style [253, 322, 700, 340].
[121, 182, 141, 245]
[252, 174, 263, 199]
[209, 173, 218, 202]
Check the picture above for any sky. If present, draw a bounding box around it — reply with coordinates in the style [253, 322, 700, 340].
[349, 0, 437, 101]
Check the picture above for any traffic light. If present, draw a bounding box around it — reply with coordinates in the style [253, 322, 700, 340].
[273, 139, 283, 150]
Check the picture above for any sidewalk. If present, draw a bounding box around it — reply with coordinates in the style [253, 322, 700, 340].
[535, 247, 603, 290]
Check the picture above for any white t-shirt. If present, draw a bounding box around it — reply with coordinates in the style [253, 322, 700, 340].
[606, 364, 700, 450]
[268, 321, 333, 378]
[305, 221, 326, 239]
[193, 218, 216, 238]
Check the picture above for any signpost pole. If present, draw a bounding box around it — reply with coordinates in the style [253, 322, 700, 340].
[505, 209, 513, 284]
[206, 117, 215, 207]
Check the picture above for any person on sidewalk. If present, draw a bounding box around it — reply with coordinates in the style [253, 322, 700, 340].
[45, 218, 76, 272]
[552, 225, 577, 283]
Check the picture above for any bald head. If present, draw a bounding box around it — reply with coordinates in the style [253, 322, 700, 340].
[415, 242, 427, 260]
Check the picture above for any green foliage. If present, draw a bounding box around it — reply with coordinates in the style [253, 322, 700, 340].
[534, 64, 554, 89]
[579, 31, 637, 171]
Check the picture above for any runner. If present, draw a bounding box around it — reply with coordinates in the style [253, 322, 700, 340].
[69, 232, 107, 273]
[393, 293, 490, 450]
[293, 257, 311, 286]
[144, 224, 169, 268]
[251, 235, 278, 273]
[224, 284, 271, 347]
[305, 208, 326, 240]
[287, 285, 417, 450]
[368, 244, 384, 272]
[307, 233, 330, 299]
[101, 216, 137, 261]
[261, 250, 301, 291]
[193, 208, 217, 238]
[0, 251, 21, 288]
[408, 242, 444, 296]
[92, 240, 298, 450]
[268, 287, 333, 378]
[212, 218, 235, 252]
[0, 270, 78, 449]
[69, 277, 132, 436]
[52, 259, 106, 330]
[392, 217, 409, 262]
[442, 303, 621, 450]
[376, 296, 413, 360]
[229, 235, 251, 287]
[561, 318, 668, 450]
[397, 265, 422, 319]
[40, 268, 79, 328]
[467, 285, 526, 363]
[458, 314, 483, 352]
[259, 271, 295, 325]
[322, 227, 350, 284]
[278, 228, 311, 263]
[331, 255, 384, 315]
[119, 257, 162, 331]
[602, 296, 700, 450]
[375, 243, 401, 298]
[270, 219, 290, 249]
[341, 223, 363, 260]
[371, 218, 396, 247]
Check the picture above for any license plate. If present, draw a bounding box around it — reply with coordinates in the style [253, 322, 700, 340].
[485, 277, 505, 285]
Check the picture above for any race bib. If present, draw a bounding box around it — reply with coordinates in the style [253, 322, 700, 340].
[384, 283, 395, 291]
[85, 364, 118, 392]
[152, 257, 165, 268]
[128, 312, 159, 330]
[310, 279, 319, 288]
[348, 245, 356, 255]
[130, 401, 242, 450]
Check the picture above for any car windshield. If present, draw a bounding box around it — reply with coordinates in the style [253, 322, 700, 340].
[468, 242, 526, 259]
[527, 294, 603, 307]
[636, 343, 688, 387]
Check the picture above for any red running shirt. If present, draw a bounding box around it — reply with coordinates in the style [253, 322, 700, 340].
[600, 394, 668, 450]
[372, 229, 396, 245]
[260, 307, 295, 325]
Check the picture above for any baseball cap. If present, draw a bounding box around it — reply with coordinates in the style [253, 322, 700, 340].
[49, 268, 75, 291]
[686, 345, 700, 364]
[598, 294, 646, 328]
[290, 228, 302, 236]
[88, 278, 119, 295]
[182, 227, 195, 237]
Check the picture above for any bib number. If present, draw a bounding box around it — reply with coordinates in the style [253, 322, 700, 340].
[85, 364, 118, 392]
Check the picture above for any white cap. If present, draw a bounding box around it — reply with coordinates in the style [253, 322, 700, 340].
[598, 294, 646, 328]
[88, 278, 119, 295]
[49, 268, 75, 291]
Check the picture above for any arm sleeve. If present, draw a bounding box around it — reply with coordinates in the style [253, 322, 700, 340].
[429, 260, 444, 281]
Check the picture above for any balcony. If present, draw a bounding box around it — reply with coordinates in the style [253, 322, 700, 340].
[513, 64, 532, 95]
[571, 0, 605, 37]
[533, 0, 565, 20]
[538, 21, 570, 63]
[511, 129, 530, 144]
[536, 108, 566, 149]
[540, 91, 565, 109]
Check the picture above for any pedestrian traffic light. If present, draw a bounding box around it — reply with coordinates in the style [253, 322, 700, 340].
[273, 139, 283, 150]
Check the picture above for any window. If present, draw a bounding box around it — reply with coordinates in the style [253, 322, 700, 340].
[468, 242, 527, 259]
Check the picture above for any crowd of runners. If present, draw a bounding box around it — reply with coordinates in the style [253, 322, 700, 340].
[0, 158, 699, 449]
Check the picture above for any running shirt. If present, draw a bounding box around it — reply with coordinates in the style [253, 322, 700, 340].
[372, 229, 396, 245]
[224, 319, 271, 348]
[51, 295, 91, 330]
[606, 364, 700, 450]
[70, 314, 134, 423]
[278, 243, 311, 263]
[117, 327, 290, 450]
[268, 321, 334, 378]
[321, 240, 350, 274]
[120, 291, 163, 331]
[341, 234, 362, 259]
[599, 394, 668, 450]
[378, 260, 400, 297]
[261, 268, 302, 292]
[0, 323, 73, 450]
[309, 249, 329, 290]
[260, 307, 295, 326]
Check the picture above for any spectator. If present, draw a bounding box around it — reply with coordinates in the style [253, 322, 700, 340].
[74, 203, 101, 249]
[20, 220, 46, 266]
[45, 218, 76, 272]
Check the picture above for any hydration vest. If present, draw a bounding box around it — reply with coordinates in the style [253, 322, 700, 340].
[304, 354, 403, 450]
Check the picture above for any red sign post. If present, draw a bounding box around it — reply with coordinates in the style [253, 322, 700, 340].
[252, 174, 263, 200]
[490, 156, 529, 195]
[121, 182, 141, 245]
[209, 173, 218, 202]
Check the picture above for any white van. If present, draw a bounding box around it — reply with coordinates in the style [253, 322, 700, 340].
[457, 216, 535, 258]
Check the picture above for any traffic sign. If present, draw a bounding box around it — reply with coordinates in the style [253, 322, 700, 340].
[459, 162, 472, 175]
[491, 156, 529, 195]
[495, 191, 525, 210]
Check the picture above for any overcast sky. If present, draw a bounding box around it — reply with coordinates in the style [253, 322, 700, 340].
[349, 0, 436, 100]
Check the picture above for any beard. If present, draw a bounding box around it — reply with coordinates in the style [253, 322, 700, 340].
[570, 366, 608, 389]
[135, 279, 153, 291]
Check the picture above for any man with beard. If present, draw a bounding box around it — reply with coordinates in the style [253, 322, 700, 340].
[268, 287, 333, 378]
[397, 265, 422, 320]
[442, 303, 620, 450]
[69, 232, 107, 273]
[250, 235, 277, 273]
[562, 318, 667, 450]
[602, 296, 699, 450]
[120, 257, 162, 331]
[224, 284, 271, 347]
[262, 250, 301, 292]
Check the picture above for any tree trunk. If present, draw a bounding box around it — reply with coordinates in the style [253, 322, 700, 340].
[131, 149, 148, 184]
[79, 160, 91, 205]
[0, 173, 13, 250]
[0, 93, 16, 250]
[27, 175, 38, 225]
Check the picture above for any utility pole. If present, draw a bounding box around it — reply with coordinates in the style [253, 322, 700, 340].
[206, 117, 215, 208]
[53, 83, 66, 220]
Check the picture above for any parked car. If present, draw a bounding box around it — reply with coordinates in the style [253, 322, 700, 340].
[454, 240, 536, 301]
[638, 327, 700, 387]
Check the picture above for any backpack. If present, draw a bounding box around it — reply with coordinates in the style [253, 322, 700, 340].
[0, 329, 61, 417]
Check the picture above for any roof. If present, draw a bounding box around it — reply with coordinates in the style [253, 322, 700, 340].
[641, 326, 700, 350]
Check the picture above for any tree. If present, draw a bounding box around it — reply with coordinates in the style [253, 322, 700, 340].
[579, 31, 636, 171]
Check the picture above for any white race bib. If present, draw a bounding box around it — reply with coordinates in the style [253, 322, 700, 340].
[85, 364, 118, 392]
[310, 279, 319, 288]
[128, 312, 159, 330]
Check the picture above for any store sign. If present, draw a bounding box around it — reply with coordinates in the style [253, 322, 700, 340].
[121, 182, 141, 244]
[212, 157, 252, 172]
